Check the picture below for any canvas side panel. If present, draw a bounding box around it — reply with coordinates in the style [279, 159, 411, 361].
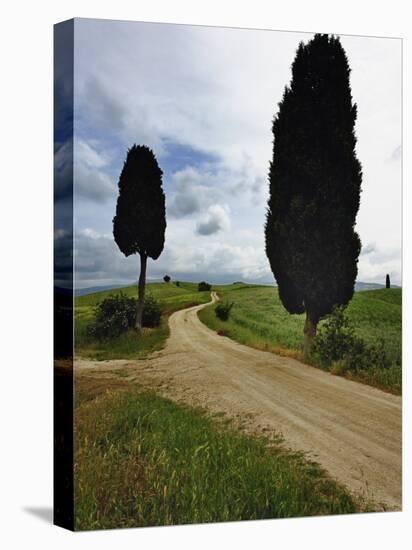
[53, 19, 74, 531]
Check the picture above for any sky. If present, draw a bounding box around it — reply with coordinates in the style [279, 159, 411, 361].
[59, 18, 402, 288]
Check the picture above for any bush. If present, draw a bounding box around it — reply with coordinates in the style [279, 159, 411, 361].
[215, 301, 234, 321]
[175, 281, 180, 287]
[87, 292, 161, 340]
[312, 305, 391, 372]
[342, 337, 391, 372]
[87, 293, 137, 340]
[311, 306, 356, 367]
[141, 294, 161, 328]
[163, 275, 171, 283]
[198, 281, 212, 292]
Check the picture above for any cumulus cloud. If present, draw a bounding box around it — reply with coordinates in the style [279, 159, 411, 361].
[229, 153, 267, 205]
[167, 166, 217, 218]
[361, 242, 376, 255]
[68, 20, 401, 287]
[74, 228, 272, 287]
[196, 205, 230, 236]
[357, 244, 401, 285]
[167, 157, 267, 222]
[74, 139, 116, 203]
[54, 140, 73, 202]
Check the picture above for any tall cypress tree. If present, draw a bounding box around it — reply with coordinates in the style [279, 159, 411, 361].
[265, 34, 362, 355]
[113, 145, 166, 330]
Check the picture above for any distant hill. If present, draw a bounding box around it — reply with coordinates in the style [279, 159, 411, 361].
[74, 283, 131, 297]
[355, 282, 401, 292]
[72, 280, 400, 297]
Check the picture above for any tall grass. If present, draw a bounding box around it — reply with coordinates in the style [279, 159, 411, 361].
[200, 286, 401, 393]
[75, 377, 358, 530]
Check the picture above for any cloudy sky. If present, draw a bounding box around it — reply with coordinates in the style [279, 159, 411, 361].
[64, 18, 401, 288]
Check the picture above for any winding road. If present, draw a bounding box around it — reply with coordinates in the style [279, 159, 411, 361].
[76, 292, 402, 510]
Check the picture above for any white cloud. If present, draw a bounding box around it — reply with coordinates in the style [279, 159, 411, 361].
[74, 139, 116, 203]
[71, 21, 402, 287]
[167, 166, 218, 218]
[361, 242, 376, 255]
[196, 205, 231, 235]
[74, 227, 272, 287]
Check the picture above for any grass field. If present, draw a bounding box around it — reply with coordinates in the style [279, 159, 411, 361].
[199, 285, 402, 394]
[75, 281, 211, 360]
[75, 374, 359, 530]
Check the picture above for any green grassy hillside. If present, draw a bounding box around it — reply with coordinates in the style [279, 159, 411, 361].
[75, 281, 210, 360]
[199, 285, 402, 394]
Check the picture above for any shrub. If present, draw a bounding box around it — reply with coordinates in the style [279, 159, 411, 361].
[312, 306, 392, 372]
[311, 306, 356, 367]
[141, 294, 161, 328]
[87, 293, 137, 340]
[342, 337, 391, 372]
[198, 281, 212, 292]
[175, 281, 180, 287]
[88, 292, 161, 340]
[215, 301, 234, 321]
[163, 275, 171, 283]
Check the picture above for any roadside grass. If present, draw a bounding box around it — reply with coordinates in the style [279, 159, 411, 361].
[75, 282, 210, 360]
[199, 285, 401, 394]
[75, 375, 359, 530]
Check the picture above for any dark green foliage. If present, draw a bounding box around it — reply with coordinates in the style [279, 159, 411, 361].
[175, 281, 180, 287]
[87, 293, 137, 340]
[113, 145, 166, 260]
[311, 306, 356, 365]
[113, 144, 166, 329]
[141, 294, 161, 327]
[386, 274, 391, 289]
[265, 34, 362, 327]
[87, 293, 161, 340]
[341, 338, 391, 373]
[312, 306, 392, 372]
[198, 281, 212, 292]
[215, 301, 234, 321]
[163, 275, 171, 283]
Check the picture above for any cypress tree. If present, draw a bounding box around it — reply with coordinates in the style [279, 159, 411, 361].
[386, 274, 391, 289]
[113, 145, 166, 329]
[265, 34, 362, 355]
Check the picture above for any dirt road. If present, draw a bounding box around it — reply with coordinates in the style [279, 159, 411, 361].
[76, 292, 402, 509]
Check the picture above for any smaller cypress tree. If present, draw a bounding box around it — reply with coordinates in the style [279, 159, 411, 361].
[386, 274, 391, 289]
[113, 145, 166, 330]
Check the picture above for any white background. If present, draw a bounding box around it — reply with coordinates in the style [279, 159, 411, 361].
[0, 0, 409, 548]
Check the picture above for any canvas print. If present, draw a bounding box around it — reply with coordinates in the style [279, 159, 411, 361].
[54, 18, 402, 531]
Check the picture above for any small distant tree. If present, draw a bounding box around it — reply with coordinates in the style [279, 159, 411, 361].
[163, 275, 171, 283]
[386, 274, 391, 289]
[215, 301, 234, 321]
[198, 281, 212, 292]
[265, 34, 362, 356]
[113, 145, 166, 330]
[175, 281, 180, 287]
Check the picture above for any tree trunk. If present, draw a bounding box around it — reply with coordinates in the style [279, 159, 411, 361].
[135, 252, 147, 330]
[303, 311, 317, 358]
